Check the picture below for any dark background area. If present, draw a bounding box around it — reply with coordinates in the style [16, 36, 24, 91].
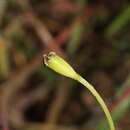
[0, 0, 130, 130]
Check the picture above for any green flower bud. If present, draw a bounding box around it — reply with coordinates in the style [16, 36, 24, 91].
[43, 52, 78, 80]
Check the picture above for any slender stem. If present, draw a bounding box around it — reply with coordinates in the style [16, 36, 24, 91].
[76, 74, 115, 130]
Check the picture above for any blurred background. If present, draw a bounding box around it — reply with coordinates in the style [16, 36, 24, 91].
[0, 0, 130, 130]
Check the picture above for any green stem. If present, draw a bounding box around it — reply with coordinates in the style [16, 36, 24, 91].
[76, 74, 115, 130]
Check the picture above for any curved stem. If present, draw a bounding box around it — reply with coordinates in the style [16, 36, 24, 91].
[76, 74, 115, 130]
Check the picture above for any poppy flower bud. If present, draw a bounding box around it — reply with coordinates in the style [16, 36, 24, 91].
[43, 52, 78, 80]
